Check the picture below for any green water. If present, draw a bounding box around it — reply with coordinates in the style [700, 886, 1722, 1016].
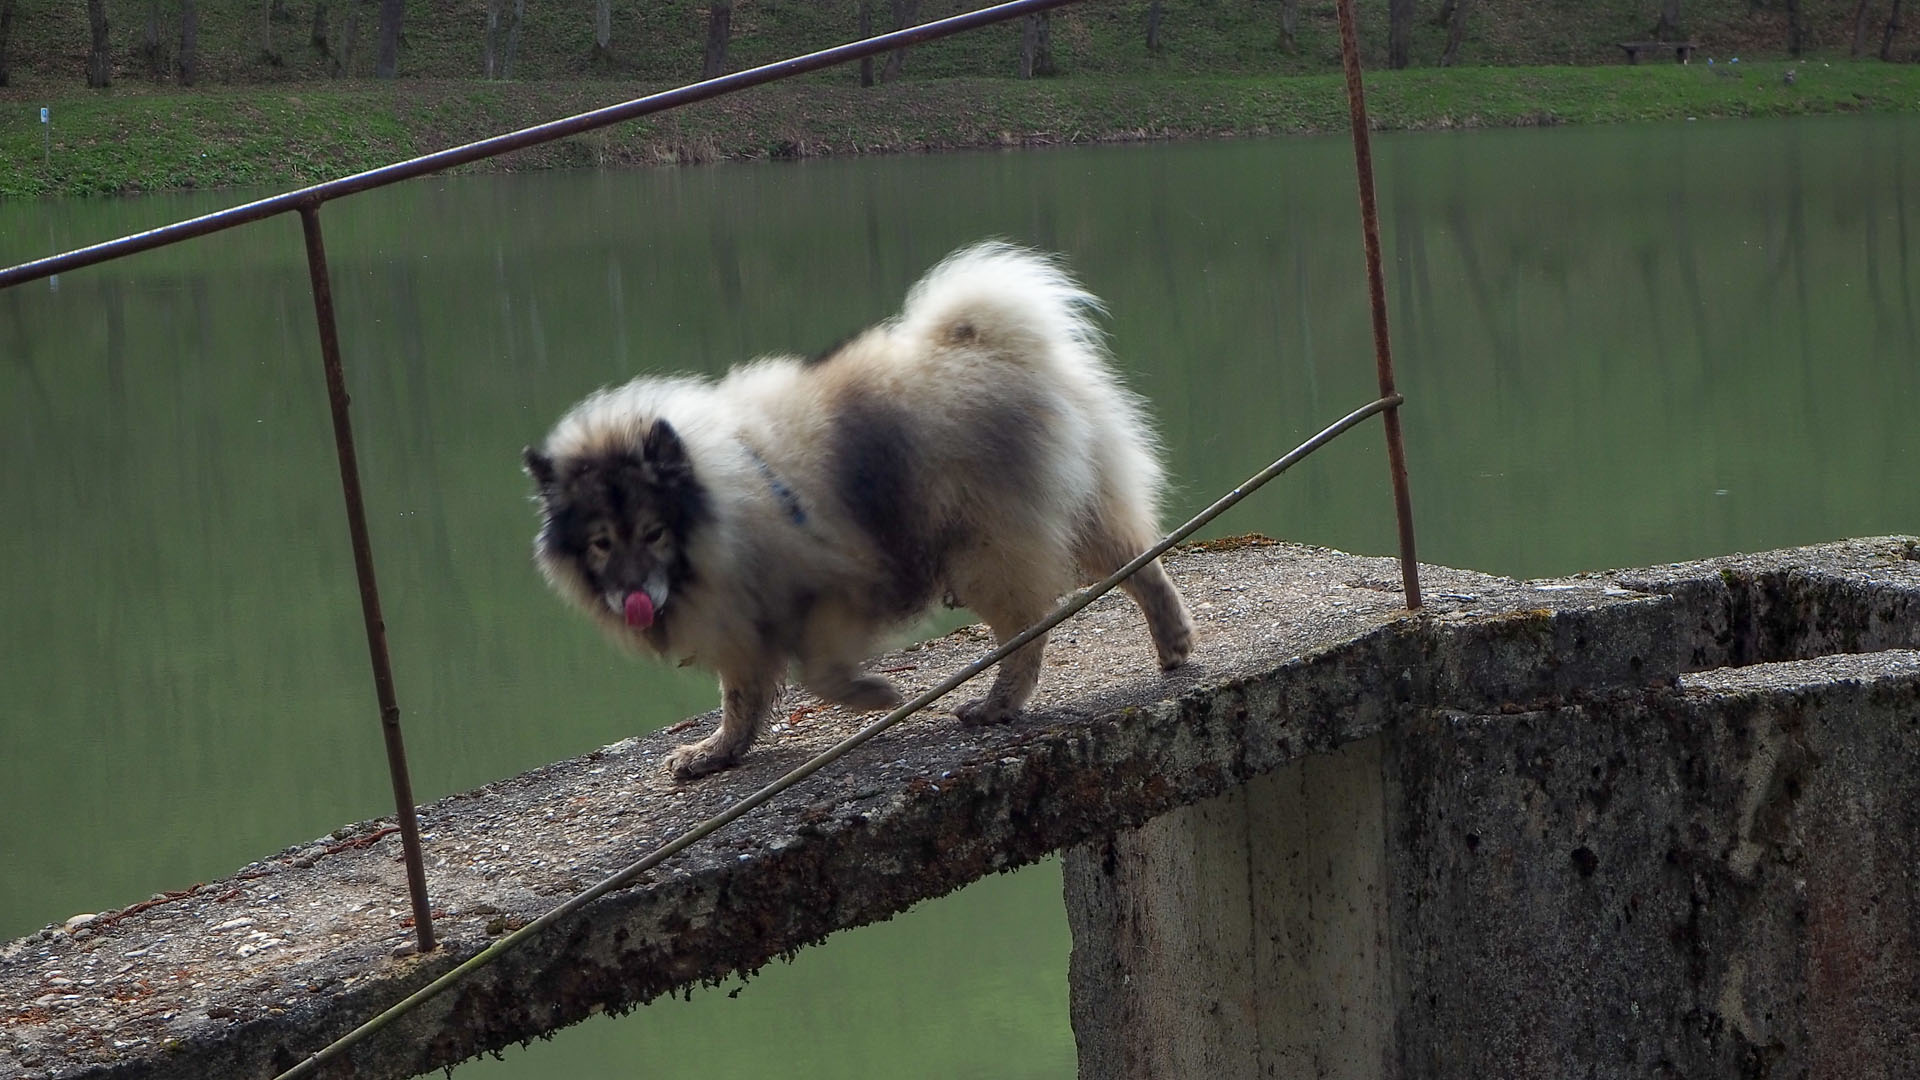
[3, 112, 1916, 1077]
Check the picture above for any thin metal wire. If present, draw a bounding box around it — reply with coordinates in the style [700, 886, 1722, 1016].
[269, 393, 1404, 1080]
[299, 204, 436, 953]
[1334, 0, 1423, 610]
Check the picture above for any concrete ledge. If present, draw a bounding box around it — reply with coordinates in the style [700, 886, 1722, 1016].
[1617, 537, 1920, 670]
[4, 537, 1917, 1080]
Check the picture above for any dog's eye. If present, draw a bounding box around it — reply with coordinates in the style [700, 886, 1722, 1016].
[640, 525, 666, 545]
[588, 536, 612, 555]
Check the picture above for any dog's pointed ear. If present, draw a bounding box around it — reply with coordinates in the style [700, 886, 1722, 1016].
[643, 420, 691, 478]
[523, 447, 558, 493]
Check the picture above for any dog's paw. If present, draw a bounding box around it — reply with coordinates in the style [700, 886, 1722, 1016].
[955, 697, 1021, 726]
[1154, 620, 1195, 671]
[1157, 637, 1193, 672]
[833, 675, 904, 712]
[665, 736, 742, 781]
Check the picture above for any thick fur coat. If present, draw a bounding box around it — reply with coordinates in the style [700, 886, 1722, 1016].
[525, 243, 1193, 779]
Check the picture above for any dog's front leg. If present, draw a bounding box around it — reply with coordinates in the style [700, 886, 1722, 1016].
[666, 667, 778, 780]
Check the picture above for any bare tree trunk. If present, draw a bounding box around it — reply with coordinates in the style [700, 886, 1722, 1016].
[87, 0, 112, 86]
[1388, 0, 1414, 68]
[483, 0, 500, 77]
[178, 0, 198, 85]
[142, 0, 165, 78]
[502, 0, 523, 78]
[374, 0, 401, 77]
[262, 0, 282, 63]
[1655, 0, 1682, 40]
[593, 0, 611, 62]
[881, 0, 917, 81]
[1018, 11, 1054, 77]
[858, 0, 874, 86]
[703, 1, 730, 78]
[1885, 0, 1906, 59]
[1441, 0, 1472, 65]
[1146, 0, 1162, 52]
[0, 0, 15, 86]
[1280, 0, 1297, 50]
[339, 0, 358, 75]
[311, 0, 329, 57]
[1852, 0, 1875, 56]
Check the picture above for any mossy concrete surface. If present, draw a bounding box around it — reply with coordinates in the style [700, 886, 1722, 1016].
[3, 537, 1916, 1080]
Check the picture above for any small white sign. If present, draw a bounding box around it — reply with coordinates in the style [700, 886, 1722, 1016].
[40, 107, 49, 123]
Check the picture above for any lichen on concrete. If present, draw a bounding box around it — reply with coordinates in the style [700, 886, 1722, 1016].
[3, 537, 1916, 1080]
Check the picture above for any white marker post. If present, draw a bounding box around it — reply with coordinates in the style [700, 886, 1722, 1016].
[40, 107, 50, 168]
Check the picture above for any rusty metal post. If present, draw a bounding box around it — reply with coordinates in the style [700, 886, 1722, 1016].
[1334, 0, 1423, 610]
[298, 203, 436, 953]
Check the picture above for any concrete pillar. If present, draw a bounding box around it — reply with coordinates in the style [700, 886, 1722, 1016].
[1064, 736, 1393, 1080]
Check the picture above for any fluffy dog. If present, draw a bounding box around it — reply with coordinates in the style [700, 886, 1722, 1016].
[524, 242, 1194, 780]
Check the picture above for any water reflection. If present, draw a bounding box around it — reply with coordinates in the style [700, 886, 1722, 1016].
[2, 113, 1917, 1078]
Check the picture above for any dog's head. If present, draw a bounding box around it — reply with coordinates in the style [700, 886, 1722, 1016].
[524, 419, 707, 649]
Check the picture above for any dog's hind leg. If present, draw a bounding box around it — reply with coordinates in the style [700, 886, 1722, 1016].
[797, 602, 904, 712]
[666, 665, 779, 780]
[1077, 521, 1194, 671]
[955, 610, 1050, 726]
[804, 666, 904, 712]
[947, 559, 1062, 726]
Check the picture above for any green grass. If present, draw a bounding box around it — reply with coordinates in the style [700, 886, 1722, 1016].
[0, 87, 415, 195]
[4, 60, 1919, 199]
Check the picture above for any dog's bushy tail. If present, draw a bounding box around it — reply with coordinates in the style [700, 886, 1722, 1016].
[898, 241, 1172, 547]
[895, 241, 1107, 370]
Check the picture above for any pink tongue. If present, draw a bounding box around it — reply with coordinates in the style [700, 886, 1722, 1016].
[623, 591, 655, 629]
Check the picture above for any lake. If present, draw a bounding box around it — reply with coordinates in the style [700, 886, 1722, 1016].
[2, 111, 1916, 1077]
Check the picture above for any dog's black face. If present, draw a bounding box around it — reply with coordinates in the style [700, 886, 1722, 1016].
[525, 420, 708, 639]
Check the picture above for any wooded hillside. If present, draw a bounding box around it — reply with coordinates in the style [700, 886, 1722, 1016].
[1, 0, 1912, 92]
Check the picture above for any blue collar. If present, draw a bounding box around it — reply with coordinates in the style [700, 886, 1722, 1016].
[745, 446, 807, 526]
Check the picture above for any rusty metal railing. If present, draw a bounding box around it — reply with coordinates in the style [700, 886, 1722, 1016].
[1, 0, 1421, 972]
[1335, 0, 1423, 608]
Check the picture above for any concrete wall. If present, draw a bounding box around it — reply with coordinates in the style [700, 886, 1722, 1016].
[1064, 651, 1920, 1079]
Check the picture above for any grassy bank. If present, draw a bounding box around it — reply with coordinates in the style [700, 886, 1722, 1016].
[4, 60, 1918, 199]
